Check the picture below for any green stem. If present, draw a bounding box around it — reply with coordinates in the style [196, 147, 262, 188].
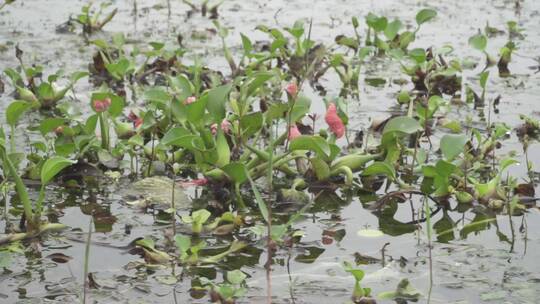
[98, 112, 109, 151]
[0, 150, 33, 222]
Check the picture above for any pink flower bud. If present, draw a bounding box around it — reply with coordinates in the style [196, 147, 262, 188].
[285, 82, 298, 97]
[220, 119, 231, 133]
[93, 97, 111, 112]
[288, 124, 301, 140]
[325, 103, 345, 138]
[184, 96, 196, 105]
[210, 123, 218, 135]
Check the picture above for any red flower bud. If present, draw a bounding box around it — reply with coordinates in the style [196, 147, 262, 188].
[285, 82, 298, 97]
[93, 97, 111, 113]
[325, 103, 345, 138]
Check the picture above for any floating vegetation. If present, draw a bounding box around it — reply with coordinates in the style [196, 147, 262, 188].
[0, 0, 539, 303]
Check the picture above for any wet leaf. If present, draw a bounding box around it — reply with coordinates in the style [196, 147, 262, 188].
[46, 253, 72, 263]
[357, 229, 384, 238]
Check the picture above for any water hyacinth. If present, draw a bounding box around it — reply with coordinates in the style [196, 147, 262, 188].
[325, 103, 345, 138]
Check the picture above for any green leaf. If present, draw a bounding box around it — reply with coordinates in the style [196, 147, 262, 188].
[310, 158, 330, 181]
[175, 235, 191, 256]
[168, 74, 193, 101]
[384, 19, 402, 40]
[6, 100, 33, 126]
[240, 112, 263, 138]
[39, 118, 66, 135]
[186, 94, 208, 124]
[144, 87, 171, 104]
[382, 116, 422, 135]
[469, 33, 487, 51]
[409, 48, 426, 64]
[37, 83, 55, 101]
[366, 13, 387, 32]
[240, 33, 253, 54]
[289, 135, 331, 158]
[479, 71, 489, 89]
[362, 161, 396, 180]
[440, 134, 468, 160]
[192, 209, 211, 224]
[222, 162, 248, 184]
[161, 127, 192, 146]
[207, 83, 232, 121]
[415, 9, 437, 26]
[227, 270, 247, 285]
[41, 156, 77, 185]
[290, 95, 311, 122]
[215, 132, 230, 167]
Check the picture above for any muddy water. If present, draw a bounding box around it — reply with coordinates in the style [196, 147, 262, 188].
[1, 0, 540, 303]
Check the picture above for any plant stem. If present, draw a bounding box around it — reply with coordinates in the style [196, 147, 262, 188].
[424, 196, 433, 304]
[171, 176, 176, 237]
[82, 218, 93, 304]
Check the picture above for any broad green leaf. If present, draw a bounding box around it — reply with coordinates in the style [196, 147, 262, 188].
[144, 87, 171, 104]
[384, 19, 402, 40]
[362, 161, 396, 180]
[227, 270, 247, 285]
[39, 118, 66, 135]
[6, 100, 33, 126]
[41, 156, 76, 185]
[192, 209, 211, 224]
[240, 112, 263, 138]
[222, 162, 248, 184]
[382, 116, 422, 135]
[469, 33, 487, 51]
[415, 9, 437, 26]
[440, 134, 468, 160]
[161, 127, 192, 146]
[409, 48, 426, 64]
[289, 135, 331, 158]
[207, 83, 232, 121]
[37, 83, 54, 101]
[187, 94, 208, 124]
